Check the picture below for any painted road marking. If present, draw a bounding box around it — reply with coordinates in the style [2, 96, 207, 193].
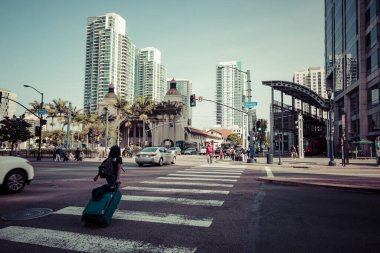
[168, 173, 240, 178]
[122, 195, 224, 206]
[178, 170, 242, 175]
[55, 206, 213, 227]
[196, 165, 247, 169]
[0, 226, 196, 253]
[158, 177, 237, 182]
[142, 180, 234, 187]
[123, 186, 229, 195]
[184, 168, 245, 173]
[265, 166, 274, 178]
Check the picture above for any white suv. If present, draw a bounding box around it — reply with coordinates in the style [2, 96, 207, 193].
[0, 156, 34, 193]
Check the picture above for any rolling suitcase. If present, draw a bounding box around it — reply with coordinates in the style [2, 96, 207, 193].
[82, 187, 122, 226]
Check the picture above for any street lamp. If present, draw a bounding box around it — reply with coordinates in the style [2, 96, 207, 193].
[217, 66, 255, 163]
[326, 88, 336, 166]
[24, 84, 44, 161]
[104, 107, 109, 155]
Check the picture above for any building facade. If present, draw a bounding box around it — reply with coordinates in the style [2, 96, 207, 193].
[325, 0, 378, 145]
[216, 61, 245, 130]
[0, 89, 16, 120]
[83, 13, 136, 114]
[167, 78, 192, 124]
[135, 47, 167, 102]
[293, 67, 326, 116]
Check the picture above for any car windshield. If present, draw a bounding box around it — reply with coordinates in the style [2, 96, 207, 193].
[141, 147, 158, 152]
[169, 147, 176, 150]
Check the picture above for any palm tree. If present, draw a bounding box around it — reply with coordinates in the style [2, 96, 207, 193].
[52, 99, 68, 129]
[131, 96, 155, 147]
[113, 98, 131, 146]
[28, 100, 42, 114]
[46, 103, 57, 130]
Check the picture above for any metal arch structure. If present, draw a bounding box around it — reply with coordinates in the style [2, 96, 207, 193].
[262, 80, 330, 110]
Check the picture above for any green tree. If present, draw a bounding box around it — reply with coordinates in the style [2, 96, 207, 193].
[43, 130, 66, 146]
[132, 96, 155, 146]
[227, 133, 242, 146]
[0, 115, 33, 153]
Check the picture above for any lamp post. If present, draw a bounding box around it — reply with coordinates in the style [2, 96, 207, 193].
[217, 66, 255, 163]
[24, 85, 44, 161]
[327, 88, 336, 166]
[104, 107, 109, 155]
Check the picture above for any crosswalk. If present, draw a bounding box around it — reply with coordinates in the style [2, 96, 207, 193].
[0, 163, 247, 252]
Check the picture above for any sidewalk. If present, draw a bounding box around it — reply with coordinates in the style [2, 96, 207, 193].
[249, 156, 380, 193]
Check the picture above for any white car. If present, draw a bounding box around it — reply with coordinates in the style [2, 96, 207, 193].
[169, 147, 181, 155]
[199, 146, 206, 155]
[0, 156, 34, 193]
[135, 147, 176, 166]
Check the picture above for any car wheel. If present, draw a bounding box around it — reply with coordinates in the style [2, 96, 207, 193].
[172, 156, 176, 164]
[3, 169, 26, 193]
[137, 163, 144, 167]
[158, 158, 163, 166]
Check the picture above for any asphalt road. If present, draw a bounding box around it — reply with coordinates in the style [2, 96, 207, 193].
[0, 157, 379, 252]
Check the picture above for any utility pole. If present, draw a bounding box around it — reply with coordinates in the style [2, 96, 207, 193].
[66, 102, 72, 150]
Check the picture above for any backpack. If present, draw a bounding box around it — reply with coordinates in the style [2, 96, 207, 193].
[98, 157, 114, 178]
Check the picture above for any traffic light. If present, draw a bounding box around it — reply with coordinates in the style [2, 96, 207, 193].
[295, 120, 299, 129]
[190, 94, 196, 107]
[35, 126, 41, 136]
[88, 128, 93, 138]
[41, 119, 47, 125]
[256, 120, 262, 132]
[0, 91, 2, 104]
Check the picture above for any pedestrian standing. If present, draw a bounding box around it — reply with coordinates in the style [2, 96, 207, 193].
[55, 147, 62, 162]
[206, 143, 214, 164]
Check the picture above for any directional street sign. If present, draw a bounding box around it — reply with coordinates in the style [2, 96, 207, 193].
[37, 109, 47, 115]
[244, 101, 258, 109]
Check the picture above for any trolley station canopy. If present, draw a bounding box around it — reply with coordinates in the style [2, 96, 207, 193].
[262, 80, 330, 111]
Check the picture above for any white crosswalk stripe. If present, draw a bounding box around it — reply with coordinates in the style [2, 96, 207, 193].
[122, 195, 224, 206]
[0, 226, 196, 253]
[168, 173, 240, 178]
[141, 180, 234, 187]
[55, 206, 213, 227]
[123, 186, 230, 195]
[195, 164, 247, 169]
[158, 176, 237, 182]
[184, 168, 245, 173]
[177, 170, 242, 175]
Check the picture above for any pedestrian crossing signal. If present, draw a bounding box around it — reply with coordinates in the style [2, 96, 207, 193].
[190, 94, 196, 107]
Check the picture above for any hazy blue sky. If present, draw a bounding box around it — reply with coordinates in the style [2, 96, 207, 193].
[0, 0, 324, 128]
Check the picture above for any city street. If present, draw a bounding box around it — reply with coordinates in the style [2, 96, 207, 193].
[0, 155, 379, 252]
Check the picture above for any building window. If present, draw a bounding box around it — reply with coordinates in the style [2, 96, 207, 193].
[350, 92, 359, 115]
[369, 85, 380, 108]
[369, 112, 380, 131]
[367, 49, 379, 74]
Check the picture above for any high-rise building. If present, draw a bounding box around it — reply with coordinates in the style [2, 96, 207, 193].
[293, 67, 326, 116]
[216, 61, 245, 130]
[325, 0, 378, 142]
[83, 13, 135, 114]
[0, 88, 17, 120]
[167, 78, 193, 122]
[135, 47, 167, 102]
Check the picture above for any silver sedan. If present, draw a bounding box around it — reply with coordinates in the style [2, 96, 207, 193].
[135, 147, 176, 167]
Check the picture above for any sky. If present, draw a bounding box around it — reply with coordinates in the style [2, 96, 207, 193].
[0, 0, 324, 129]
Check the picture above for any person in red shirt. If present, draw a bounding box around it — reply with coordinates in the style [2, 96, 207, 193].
[206, 143, 214, 164]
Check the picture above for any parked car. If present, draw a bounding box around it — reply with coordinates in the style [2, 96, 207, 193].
[199, 146, 206, 155]
[0, 156, 34, 193]
[169, 147, 181, 155]
[135, 147, 176, 166]
[184, 147, 198, 155]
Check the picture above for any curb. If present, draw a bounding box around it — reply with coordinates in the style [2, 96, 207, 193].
[257, 177, 380, 193]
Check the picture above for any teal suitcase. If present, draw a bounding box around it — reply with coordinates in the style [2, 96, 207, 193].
[82, 190, 121, 226]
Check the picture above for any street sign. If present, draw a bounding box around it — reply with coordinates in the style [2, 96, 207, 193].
[244, 102, 258, 109]
[38, 108, 47, 115]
